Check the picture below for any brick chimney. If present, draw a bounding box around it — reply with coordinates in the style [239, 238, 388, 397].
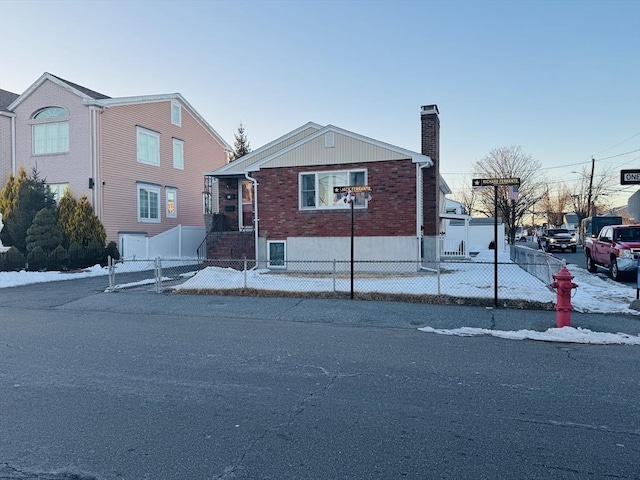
[421, 105, 440, 260]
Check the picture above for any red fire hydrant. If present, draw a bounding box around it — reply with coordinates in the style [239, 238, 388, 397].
[550, 266, 578, 328]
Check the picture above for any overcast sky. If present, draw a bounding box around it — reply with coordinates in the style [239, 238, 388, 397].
[1, 0, 638, 206]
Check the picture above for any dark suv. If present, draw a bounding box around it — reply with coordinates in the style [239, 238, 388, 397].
[538, 228, 577, 253]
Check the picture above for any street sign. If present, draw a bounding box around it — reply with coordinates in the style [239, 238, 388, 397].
[621, 169, 640, 185]
[472, 177, 520, 187]
[333, 185, 372, 193]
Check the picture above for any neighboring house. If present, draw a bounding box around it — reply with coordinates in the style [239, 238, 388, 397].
[203, 105, 454, 269]
[0, 89, 20, 189]
[0, 73, 230, 253]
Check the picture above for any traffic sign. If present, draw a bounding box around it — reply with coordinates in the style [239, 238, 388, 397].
[621, 169, 640, 185]
[333, 185, 372, 193]
[472, 177, 520, 187]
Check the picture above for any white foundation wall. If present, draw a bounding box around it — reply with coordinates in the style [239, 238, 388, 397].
[270, 236, 420, 272]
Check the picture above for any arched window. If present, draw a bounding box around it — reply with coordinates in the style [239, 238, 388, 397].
[32, 107, 69, 154]
[33, 107, 68, 120]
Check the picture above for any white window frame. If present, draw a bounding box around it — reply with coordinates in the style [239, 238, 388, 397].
[137, 127, 160, 166]
[173, 138, 184, 170]
[48, 183, 70, 203]
[32, 108, 70, 154]
[171, 100, 182, 126]
[299, 169, 368, 210]
[165, 187, 177, 218]
[267, 240, 286, 269]
[137, 183, 161, 223]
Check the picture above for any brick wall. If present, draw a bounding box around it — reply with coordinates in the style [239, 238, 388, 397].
[255, 159, 416, 238]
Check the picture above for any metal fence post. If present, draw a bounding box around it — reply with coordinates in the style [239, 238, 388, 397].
[437, 262, 441, 295]
[243, 257, 247, 289]
[333, 259, 336, 292]
[108, 255, 114, 292]
[155, 257, 162, 293]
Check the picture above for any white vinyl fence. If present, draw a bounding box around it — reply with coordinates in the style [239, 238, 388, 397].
[119, 225, 205, 260]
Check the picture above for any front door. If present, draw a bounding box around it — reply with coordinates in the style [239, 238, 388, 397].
[240, 180, 254, 229]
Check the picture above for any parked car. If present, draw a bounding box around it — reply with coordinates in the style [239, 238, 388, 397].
[584, 224, 640, 281]
[538, 228, 577, 253]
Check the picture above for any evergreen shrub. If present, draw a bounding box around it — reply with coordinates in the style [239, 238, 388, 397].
[48, 244, 69, 271]
[4, 246, 26, 271]
[27, 246, 47, 271]
[68, 242, 87, 270]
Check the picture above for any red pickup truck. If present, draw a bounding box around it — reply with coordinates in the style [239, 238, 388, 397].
[584, 224, 640, 281]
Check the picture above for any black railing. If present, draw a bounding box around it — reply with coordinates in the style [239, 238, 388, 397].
[197, 213, 226, 263]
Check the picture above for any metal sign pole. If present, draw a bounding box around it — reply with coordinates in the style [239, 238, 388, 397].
[350, 193, 355, 300]
[472, 177, 520, 309]
[494, 185, 498, 307]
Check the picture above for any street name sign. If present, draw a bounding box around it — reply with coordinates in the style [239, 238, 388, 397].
[620, 169, 640, 185]
[333, 185, 373, 193]
[472, 177, 520, 187]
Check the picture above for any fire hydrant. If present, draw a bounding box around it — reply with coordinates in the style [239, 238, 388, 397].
[550, 266, 578, 328]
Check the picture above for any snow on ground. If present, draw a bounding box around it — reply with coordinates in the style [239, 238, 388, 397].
[1, 249, 639, 345]
[419, 326, 640, 345]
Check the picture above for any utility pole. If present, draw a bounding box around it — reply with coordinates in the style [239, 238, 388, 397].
[587, 156, 595, 216]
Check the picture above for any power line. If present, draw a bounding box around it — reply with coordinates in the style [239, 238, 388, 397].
[594, 132, 640, 156]
[594, 149, 640, 162]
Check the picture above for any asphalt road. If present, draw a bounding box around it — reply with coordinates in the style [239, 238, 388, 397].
[1, 276, 640, 480]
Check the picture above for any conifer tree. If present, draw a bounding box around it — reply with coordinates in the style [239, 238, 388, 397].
[0, 167, 28, 247]
[69, 194, 106, 247]
[0, 166, 55, 253]
[57, 188, 77, 248]
[229, 123, 251, 161]
[26, 208, 63, 253]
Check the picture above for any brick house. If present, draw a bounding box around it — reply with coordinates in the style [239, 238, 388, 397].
[0, 73, 230, 253]
[204, 105, 452, 269]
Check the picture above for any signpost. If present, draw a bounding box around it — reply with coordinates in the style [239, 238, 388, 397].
[471, 177, 521, 307]
[621, 169, 640, 185]
[333, 185, 372, 299]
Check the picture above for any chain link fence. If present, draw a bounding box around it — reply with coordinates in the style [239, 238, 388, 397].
[106, 257, 200, 293]
[105, 248, 565, 309]
[509, 244, 566, 285]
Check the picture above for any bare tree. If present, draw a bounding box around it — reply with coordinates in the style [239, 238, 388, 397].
[540, 184, 571, 226]
[569, 161, 616, 225]
[453, 175, 480, 216]
[472, 146, 546, 244]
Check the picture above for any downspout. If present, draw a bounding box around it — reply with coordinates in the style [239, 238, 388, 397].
[417, 162, 430, 264]
[245, 172, 258, 268]
[91, 107, 99, 216]
[11, 115, 16, 175]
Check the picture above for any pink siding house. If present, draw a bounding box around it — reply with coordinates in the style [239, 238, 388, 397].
[0, 73, 230, 251]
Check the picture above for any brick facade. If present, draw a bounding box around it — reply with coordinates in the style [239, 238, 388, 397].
[255, 159, 416, 239]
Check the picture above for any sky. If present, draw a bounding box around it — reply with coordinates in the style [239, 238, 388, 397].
[1, 0, 639, 207]
[1, 248, 639, 344]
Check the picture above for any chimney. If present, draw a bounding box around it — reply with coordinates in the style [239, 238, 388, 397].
[421, 104, 440, 244]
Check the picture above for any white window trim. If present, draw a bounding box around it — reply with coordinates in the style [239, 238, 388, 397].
[166, 187, 177, 218]
[299, 169, 368, 211]
[171, 100, 182, 127]
[173, 138, 184, 170]
[137, 183, 161, 223]
[267, 240, 286, 269]
[137, 127, 160, 166]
